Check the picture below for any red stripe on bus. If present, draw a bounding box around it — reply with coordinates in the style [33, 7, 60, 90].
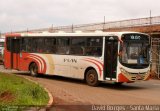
[28, 54, 47, 73]
[28, 55, 43, 72]
[85, 58, 104, 68]
[84, 59, 102, 77]
[36, 55, 47, 73]
[34, 54, 47, 73]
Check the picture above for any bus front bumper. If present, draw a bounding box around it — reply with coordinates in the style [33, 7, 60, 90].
[118, 70, 151, 83]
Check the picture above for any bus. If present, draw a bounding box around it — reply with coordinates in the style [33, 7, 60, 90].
[0, 36, 5, 62]
[4, 31, 151, 86]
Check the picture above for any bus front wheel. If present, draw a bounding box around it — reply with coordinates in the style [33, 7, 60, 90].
[29, 63, 38, 77]
[86, 69, 99, 86]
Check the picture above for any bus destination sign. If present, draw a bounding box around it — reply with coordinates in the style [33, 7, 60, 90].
[122, 34, 149, 41]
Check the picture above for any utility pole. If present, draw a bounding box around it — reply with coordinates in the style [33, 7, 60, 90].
[150, 10, 152, 26]
[149, 10, 152, 42]
[51, 24, 53, 29]
[72, 24, 74, 33]
[103, 16, 105, 31]
[50, 24, 54, 32]
[149, 10, 152, 46]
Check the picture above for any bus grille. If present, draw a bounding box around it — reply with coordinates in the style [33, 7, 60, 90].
[131, 75, 145, 81]
[130, 73, 146, 75]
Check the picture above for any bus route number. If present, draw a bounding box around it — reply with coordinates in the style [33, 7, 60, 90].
[130, 35, 141, 40]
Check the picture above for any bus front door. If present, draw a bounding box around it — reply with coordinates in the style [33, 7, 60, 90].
[11, 38, 21, 70]
[104, 36, 118, 80]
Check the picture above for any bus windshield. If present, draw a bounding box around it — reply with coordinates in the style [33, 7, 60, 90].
[119, 34, 150, 68]
[121, 42, 149, 64]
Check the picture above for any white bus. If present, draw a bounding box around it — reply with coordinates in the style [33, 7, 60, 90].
[4, 31, 151, 86]
[0, 36, 5, 62]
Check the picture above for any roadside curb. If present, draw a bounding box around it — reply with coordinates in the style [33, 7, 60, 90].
[19, 76, 54, 107]
[43, 87, 53, 106]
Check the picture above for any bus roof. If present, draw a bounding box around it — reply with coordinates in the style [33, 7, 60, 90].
[5, 31, 148, 38]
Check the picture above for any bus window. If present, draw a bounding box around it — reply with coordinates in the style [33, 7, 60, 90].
[6, 38, 11, 51]
[85, 38, 102, 56]
[21, 38, 33, 52]
[70, 38, 85, 55]
[31, 38, 38, 52]
[36, 38, 44, 53]
[56, 38, 70, 55]
[44, 38, 56, 53]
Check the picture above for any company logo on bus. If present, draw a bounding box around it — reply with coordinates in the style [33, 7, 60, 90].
[64, 58, 77, 63]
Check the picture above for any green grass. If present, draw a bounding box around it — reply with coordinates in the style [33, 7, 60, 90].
[0, 72, 49, 110]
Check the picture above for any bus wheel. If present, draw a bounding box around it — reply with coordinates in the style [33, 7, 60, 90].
[29, 63, 38, 77]
[86, 69, 99, 86]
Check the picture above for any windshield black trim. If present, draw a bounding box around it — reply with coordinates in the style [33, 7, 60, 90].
[119, 63, 149, 69]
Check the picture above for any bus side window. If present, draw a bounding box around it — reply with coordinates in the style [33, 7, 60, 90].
[44, 38, 56, 53]
[21, 38, 30, 52]
[6, 38, 11, 51]
[70, 38, 86, 55]
[56, 38, 70, 55]
[85, 38, 102, 56]
[36, 38, 45, 53]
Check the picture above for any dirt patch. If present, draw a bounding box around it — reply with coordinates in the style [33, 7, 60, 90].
[0, 91, 15, 102]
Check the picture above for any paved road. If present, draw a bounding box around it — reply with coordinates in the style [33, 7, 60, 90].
[0, 65, 160, 105]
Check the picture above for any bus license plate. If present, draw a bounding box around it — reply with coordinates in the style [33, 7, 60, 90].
[136, 75, 142, 80]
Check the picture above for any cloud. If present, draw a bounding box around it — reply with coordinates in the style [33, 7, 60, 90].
[0, 0, 160, 32]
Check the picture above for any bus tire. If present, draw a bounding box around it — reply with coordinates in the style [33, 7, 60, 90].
[29, 63, 38, 77]
[86, 69, 99, 86]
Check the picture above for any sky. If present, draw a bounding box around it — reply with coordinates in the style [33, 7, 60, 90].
[0, 0, 160, 33]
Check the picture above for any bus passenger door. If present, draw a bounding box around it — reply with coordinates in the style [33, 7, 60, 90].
[104, 36, 118, 80]
[11, 38, 21, 70]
